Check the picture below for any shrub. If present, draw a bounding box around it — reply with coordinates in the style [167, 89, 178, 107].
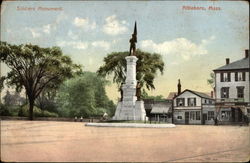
[0, 104, 11, 116]
[18, 105, 58, 117]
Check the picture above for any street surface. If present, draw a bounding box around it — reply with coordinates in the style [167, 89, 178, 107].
[1, 120, 249, 162]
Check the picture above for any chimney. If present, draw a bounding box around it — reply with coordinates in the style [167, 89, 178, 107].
[245, 49, 249, 58]
[177, 79, 181, 95]
[211, 91, 213, 98]
[226, 58, 230, 65]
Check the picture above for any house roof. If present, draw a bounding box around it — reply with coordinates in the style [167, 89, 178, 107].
[213, 57, 250, 71]
[174, 89, 214, 100]
[191, 90, 212, 99]
[150, 101, 172, 114]
[167, 92, 177, 100]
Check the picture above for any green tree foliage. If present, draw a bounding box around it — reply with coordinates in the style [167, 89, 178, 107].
[36, 91, 58, 114]
[0, 42, 82, 120]
[207, 72, 215, 88]
[0, 104, 11, 116]
[97, 49, 164, 98]
[18, 104, 58, 117]
[57, 72, 115, 118]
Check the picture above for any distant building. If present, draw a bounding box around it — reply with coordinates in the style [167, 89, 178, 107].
[166, 92, 177, 100]
[173, 89, 215, 125]
[213, 49, 250, 124]
[144, 99, 172, 123]
[150, 100, 172, 123]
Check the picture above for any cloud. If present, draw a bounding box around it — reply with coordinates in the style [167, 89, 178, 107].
[25, 27, 41, 38]
[103, 15, 128, 35]
[73, 17, 96, 30]
[42, 24, 52, 34]
[68, 30, 78, 40]
[25, 13, 67, 38]
[140, 36, 216, 60]
[91, 41, 111, 51]
[57, 41, 89, 50]
[25, 24, 56, 38]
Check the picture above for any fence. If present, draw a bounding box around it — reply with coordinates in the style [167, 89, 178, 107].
[0, 116, 101, 122]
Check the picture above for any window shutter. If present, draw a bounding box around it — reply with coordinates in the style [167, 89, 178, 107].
[227, 72, 231, 81]
[188, 98, 190, 106]
[243, 72, 245, 81]
[183, 98, 185, 106]
[226, 88, 229, 98]
[194, 98, 196, 106]
[235, 72, 238, 81]
[220, 73, 223, 82]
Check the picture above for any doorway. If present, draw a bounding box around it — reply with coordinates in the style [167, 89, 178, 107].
[185, 112, 189, 124]
[202, 114, 207, 125]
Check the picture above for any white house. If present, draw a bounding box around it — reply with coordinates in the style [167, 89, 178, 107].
[173, 89, 215, 125]
[213, 49, 250, 124]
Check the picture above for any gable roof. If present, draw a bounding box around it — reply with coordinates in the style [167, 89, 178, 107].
[214, 57, 249, 71]
[174, 89, 214, 100]
[167, 92, 177, 100]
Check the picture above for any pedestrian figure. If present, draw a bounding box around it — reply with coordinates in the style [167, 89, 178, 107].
[80, 116, 83, 122]
[74, 116, 77, 122]
[103, 112, 108, 121]
[214, 116, 218, 126]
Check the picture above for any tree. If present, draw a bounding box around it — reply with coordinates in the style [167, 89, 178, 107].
[36, 91, 58, 113]
[57, 72, 115, 118]
[0, 42, 82, 120]
[97, 49, 164, 100]
[207, 72, 215, 89]
[142, 90, 165, 101]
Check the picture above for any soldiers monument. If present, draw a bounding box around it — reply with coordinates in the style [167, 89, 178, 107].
[113, 22, 147, 121]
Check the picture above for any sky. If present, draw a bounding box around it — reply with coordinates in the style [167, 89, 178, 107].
[1, 1, 249, 102]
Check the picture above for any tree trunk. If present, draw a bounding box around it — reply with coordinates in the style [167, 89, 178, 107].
[29, 98, 35, 120]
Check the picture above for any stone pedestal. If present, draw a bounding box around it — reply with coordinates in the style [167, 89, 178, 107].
[113, 56, 147, 121]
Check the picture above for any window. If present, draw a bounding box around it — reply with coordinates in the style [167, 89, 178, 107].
[208, 111, 214, 120]
[237, 87, 244, 98]
[235, 72, 246, 81]
[189, 111, 201, 120]
[188, 98, 196, 106]
[204, 99, 207, 104]
[221, 87, 229, 98]
[177, 116, 182, 120]
[196, 111, 201, 120]
[221, 72, 231, 82]
[247, 109, 250, 114]
[190, 112, 195, 120]
[177, 98, 185, 106]
[221, 111, 231, 119]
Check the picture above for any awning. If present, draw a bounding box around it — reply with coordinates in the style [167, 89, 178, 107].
[150, 103, 171, 114]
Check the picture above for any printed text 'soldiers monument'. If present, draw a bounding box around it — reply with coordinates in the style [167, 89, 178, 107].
[113, 22, 147, 121]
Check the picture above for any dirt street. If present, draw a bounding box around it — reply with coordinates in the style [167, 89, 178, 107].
[1, 120, 249, 162]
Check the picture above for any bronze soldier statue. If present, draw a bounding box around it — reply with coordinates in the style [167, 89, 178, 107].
[129, 22, 137, 56]
[136, 82, 141, 101]
[119, 83, 124, 101]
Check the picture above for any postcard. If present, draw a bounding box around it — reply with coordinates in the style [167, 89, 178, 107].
[0, 0, 249, 162]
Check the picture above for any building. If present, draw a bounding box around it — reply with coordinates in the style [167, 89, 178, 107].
[213, 49, 250, 124]
[144, 99, 172, 123]
[150, 100, 172, 123]
[173, 89, 215, 125]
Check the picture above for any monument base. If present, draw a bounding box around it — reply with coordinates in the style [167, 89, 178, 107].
[112, 100, 147, 121]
